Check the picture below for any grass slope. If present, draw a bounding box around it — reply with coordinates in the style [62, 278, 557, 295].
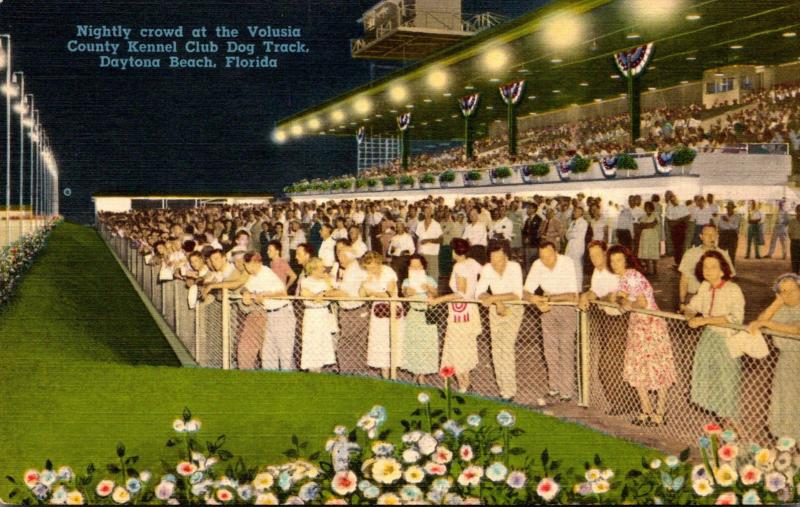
[0, 223, 650, 497]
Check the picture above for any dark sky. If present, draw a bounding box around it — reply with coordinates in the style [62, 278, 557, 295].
[0, 0, 539, 222]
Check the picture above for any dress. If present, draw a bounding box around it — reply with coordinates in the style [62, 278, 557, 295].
[769, 304, 800, 440]
[364, 265, 404, 368]
[401, 273, 439, 375]
[688, 281, 745, 418]
[300, 276, 337, 370]
[619, 269, 677, 390]
[637, 214, 660, 261]
[440, 259, 483, 373]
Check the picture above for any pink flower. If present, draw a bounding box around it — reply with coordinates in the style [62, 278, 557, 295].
[536, 478, 560, 502]
[433, 446, 453, 465]
[424, 462, 447, 476]
[715, 492, 737, 505]
[459, 445, 474, 462]
[176, 462, 197, 477]
[718, 444, 738, 462]
[331, 471, 357, 496]
[216, 489, 233, 502]
[439, 366, 456, 379]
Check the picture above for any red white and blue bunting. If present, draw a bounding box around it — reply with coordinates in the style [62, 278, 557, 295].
[614, 43, 654, 77]
[499, 80, 526, 106]
[654, 150, 673, 175]
[397, 112, 412, 131]
[459, 93, 480, 117]
[599, 156, 618, 179]
[556, 160, 571, 181]
[356, 126, 366, 144]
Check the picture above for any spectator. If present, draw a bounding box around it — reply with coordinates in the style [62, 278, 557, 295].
[789, 205, 800, 274]
[293, 243, 315, 295]
[258, 222, 271, 261]
[539, 208, 564, 253]
[463, 209, 488, 264]
[745, 200, 763, 259]
[388, 221, 415, 286]
[524, 241, 579, 403]
[615, 197, 635, 251]
[766, 200, 789, 259]
[326, 240, 369, 373]
[578, 241, 619, 309]
[241, 252, 295, 371]
[666, 192, 690, 266]
[683, 251, 745, 428]
[747, 273, 800, 442]
[608, 245, 676, 426]
[522, 203, 543, 270]
[565, 206, 589, 290]
[679, 224, 735, 307]
[267, 240, 297, 290]
[432, 238, 483, 392]
[348, 225, 368, 259]
[415, 205, 443, 286]
[638, 201, 660, 276]
[318, 224, 337, 270]
[476, 241, 524, 400]
[299, 257, 337, 372]
[718, 202, 741, 266]
[401, 255, 440, 384]
[360, 251, 402, 379]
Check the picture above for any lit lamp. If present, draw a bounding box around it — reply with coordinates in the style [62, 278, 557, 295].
[0, 34, 12, 246]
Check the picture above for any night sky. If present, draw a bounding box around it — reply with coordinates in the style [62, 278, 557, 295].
[0, 0, 539, 222]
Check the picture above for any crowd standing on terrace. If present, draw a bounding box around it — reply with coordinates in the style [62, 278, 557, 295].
[301, 82, 799, 190]
[100, 189, 800, 438]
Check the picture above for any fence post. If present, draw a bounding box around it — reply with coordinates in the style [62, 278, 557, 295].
[389, 299, 399, 380]
[577, 307, 590, 408]
[221, 289, 231, 370]
[196, 299, 206, 366]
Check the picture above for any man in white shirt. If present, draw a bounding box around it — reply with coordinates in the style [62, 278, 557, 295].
[325, 240, 369, 373]
[242, 252, 295, 370]
[490, 207, 515, 244]
[318, 224, 337, 269]
[462, 209, 488, 264]
[678, 224, 735, 307]
[665, 192, 691, 266]
[615, 197, 635, 251]
[476, 242, 524, 400]
[415, 206, 443, 286]
[565, 207, 589, 290]
[202, 249, 246, 300]
[523, 241, 579, 402]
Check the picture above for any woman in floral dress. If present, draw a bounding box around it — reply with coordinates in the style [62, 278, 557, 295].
[608, 245, 677, 426]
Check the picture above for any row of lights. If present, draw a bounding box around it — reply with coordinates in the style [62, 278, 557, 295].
[274, 2, 793, 143]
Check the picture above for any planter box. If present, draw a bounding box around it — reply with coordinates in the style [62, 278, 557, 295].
[383, 184, 399, 192]
[493, 177, 510, 186]
[675, 164, 693, 175]
[419, 182, 436, 190]
[440, 181, 455, 188]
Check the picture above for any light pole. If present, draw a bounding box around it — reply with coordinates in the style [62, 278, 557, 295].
[24, 95, 34, 233]
[13, 71, 25, 237]
[0, 35, 11, 246]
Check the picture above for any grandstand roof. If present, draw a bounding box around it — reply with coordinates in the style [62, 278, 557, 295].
[275, 0, 800, 141]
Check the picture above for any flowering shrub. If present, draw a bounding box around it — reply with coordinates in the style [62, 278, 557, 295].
[0, 219, 60, 307]
[5, 375, 800, 504]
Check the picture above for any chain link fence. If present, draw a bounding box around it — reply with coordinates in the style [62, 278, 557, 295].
[98, 226, 798, 451]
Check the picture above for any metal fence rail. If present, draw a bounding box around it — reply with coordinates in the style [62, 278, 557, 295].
[98, 226, 799, 451]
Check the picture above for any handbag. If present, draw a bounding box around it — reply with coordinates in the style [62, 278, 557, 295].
[725, 329, 769, 359]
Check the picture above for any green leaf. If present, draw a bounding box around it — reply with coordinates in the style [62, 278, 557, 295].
[454, 396, 466, 405]
[106, 464, 121, 474]
[126, 467, 137, 477]
[510, 428, 525, 437]
[593, 454, 602, 466]
[509, 447, 525, 455]
[86, 464, 95, 475]
[183, 407, 192, 423]
[453, 407, 462, 415]
[430, 409, 444, 417]
[410, 408, 421, 417]
[141, 492, 154, 503]
[299, 442, 308, 449]
[44, 460, 53, 471]
[379, 429, 391, 440]
[9, 488, 18, 499]
[621, 485, 630, 500]
[679, 447, 690, 462]
[626, 470, 642, 478]
[125, 456, 139, 465]
[166, 438, 177, 447]
[401, 420, 411, 431]
[309, 452, 321, 461]
[215, 435, 226, 447]
[291, 435, 299, 446]
[116, 443, 126, 458]
[584, 461, 591, 471]
[283, 449, 299, 458]
[218, 450, 234, 461]
[6, 475, 15, 484]
[541, 449, 549, 467]
[550, 460, 560, 472]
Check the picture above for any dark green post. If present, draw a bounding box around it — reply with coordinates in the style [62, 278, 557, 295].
[464, 115, 473, 159]
[627, 65, 641, 145]
[401, 129, 409, 170]
[507, 102, 517, 156]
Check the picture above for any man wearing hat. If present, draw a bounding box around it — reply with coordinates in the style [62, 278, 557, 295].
[718, 201, 741, 267]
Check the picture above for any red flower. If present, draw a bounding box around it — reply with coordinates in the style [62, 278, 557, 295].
[439, 366, 456, 379]
[703, 423, 722, 435]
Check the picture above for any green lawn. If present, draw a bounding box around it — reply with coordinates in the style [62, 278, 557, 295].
[0, 223, 651, 497]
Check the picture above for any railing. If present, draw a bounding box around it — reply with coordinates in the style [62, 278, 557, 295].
[100, 225, 799, 452]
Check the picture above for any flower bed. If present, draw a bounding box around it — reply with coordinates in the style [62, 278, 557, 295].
[0, 219, 60, 306]
[5, 369, 799, 505]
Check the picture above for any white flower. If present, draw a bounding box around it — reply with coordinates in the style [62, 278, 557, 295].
[402, 431, 422, 444]
[56, 466, 74, 482]
[417, 392, 430, 404]
[459, 445, 474, 462]
[601, 469, 614, 480]
[714, 464, 738, 487]
[155, 481, 175, 500]
[254, 493, 278, 505]
[649, 459, 662, 469]
[665, 456, 680, 468]
[418, 434, 438, 455]
[591, 480, 610, 494]
[331, 471, 358, 496]
[433, 446, 453, 465]
[506, 471, 527, 489]
[111, 486, 130, 504]
[39, 470, 57, 486]
[172, 419, 185, 432]
[585, 469, 601, 482]
[185, 419, 201, 432]
[692, 478, 714, 497]
[765, 471, 786, 492]
[252, 472, 274, 491]
[403, 466, 425, 484]
[490, 445, 503, 455]
[776, 437, 796, 452]
[96, 480, 115, 498]
[402, 449, 421, 464]
[372, 458, 402, 484]
[51, 485, 68, 504]
[139, 470, 152, 483]
[376, 492, 401, 505]
[457, 466, 483, 487]
[536, 478, 559, 501]
[486, 462, 508, 482]
[496, 410, 516, 428]
[65, 490, 84, 505]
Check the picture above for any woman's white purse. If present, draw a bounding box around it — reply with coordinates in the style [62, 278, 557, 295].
[726, 329, 769, 359]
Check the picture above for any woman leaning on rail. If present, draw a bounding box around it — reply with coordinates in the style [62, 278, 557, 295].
[747, 273, 800, 442]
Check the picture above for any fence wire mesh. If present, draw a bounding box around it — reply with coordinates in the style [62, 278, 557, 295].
[98, 226, 799, 450]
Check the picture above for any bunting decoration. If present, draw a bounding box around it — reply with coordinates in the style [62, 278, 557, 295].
[356, 126, 365, 144]
[654, 150, 674, 175]
[556, 160, 572, 181]
[614, 43, 654, 77]
[599, 156, 618, 179]
[459, 93, 480, 117]
[499, 80, 526, 105]
[397, 112, 412, 131]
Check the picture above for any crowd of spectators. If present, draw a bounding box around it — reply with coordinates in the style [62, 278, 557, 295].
[100, 189, 799, 436]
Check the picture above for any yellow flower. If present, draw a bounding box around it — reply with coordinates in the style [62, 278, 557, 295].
[373, 458, 403, 485]
[252, 472, 274, 491]
[692, 478, 714, 497]
[585, 469, 601, 482]
[403, 466, 425, 484]
[592, 480, 610, 493]
[254, 493, 278, 505]
[377, 492, 402, 505]
[714, 464, 738, 487]
[111, 486, 130, 504]
[755, 448, 775, 470]
[66, 491, 84, 505]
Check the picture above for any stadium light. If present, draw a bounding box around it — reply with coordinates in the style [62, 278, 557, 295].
[307, 117, 321, 131]
[290, 124, 303, 137]
[483, 47, 508, 71]
[389, 84, 408, 103]
[685, 14, 701, 21]
[427, 69, 448, 90]
[541, 11, 585, 50]
[330, 109, 345, 123]
[353, 97, 372, 115]
[627, 0, 684, 24]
